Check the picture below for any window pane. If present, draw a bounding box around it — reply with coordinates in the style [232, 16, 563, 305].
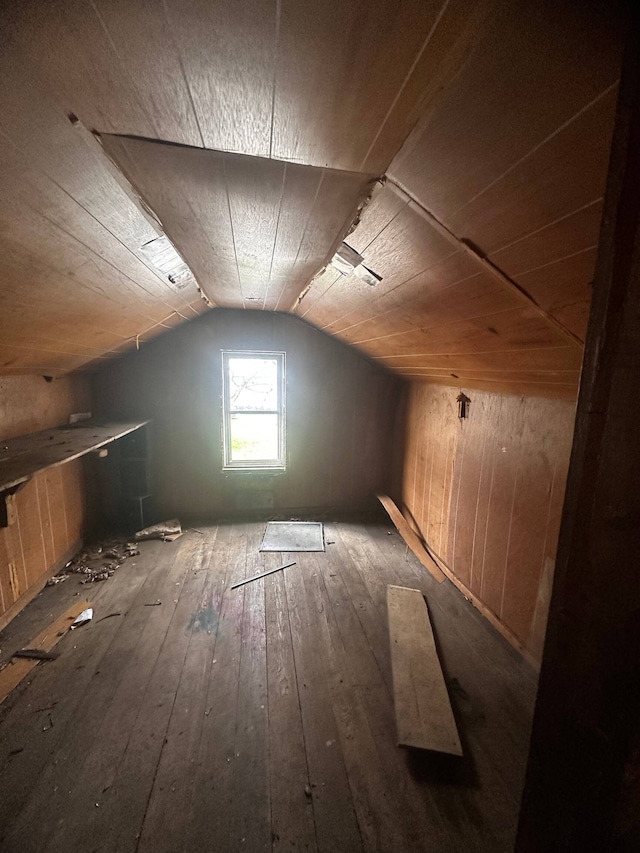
[230, 413, 279, 461]
[228, 357, 278, 411]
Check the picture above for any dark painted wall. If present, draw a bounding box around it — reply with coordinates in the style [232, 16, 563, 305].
[93, 309, 401, 520]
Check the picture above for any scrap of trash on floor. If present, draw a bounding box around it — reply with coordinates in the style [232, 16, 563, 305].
[134, 518, 183, 542]
[46, 539, 140, 587]
[45, 519, 183, 589]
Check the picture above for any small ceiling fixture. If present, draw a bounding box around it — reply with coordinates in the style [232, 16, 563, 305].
[330, 241, 382, 287]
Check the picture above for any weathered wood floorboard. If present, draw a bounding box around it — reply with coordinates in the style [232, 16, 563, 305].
[0, 515, 536, 853]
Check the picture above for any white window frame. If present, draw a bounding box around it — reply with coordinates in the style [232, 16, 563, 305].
[221, 350, 286, 471]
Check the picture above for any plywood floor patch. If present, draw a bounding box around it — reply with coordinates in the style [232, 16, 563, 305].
[0, 599, 90, 704]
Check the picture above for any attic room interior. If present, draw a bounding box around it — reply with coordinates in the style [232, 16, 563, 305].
[0, 0, 638, 851]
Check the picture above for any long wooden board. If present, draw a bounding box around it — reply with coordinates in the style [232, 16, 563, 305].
[377, 495, 445, 583]
[387, 585, 462, 755]
[0, 599, 90, 704]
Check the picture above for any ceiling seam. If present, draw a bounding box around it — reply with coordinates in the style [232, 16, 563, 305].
[103, 134, 216, 308]
[321, 274, 485, 335]
[508, 245, 598, 278]
[386, 177, 584, 348]
[268, 0, 282, 160]
[490, 198, 604, 256]
[373, 345, 576, 358]
[275, 170, 325, 312]
[314, 249, 468, 332]
[0, 129, 193, 315]
[358, 0, 452, 172]
[398, 368, 580, 375]
[88, 0, 162, 139]
[445, 81, 619, 220]
[263, 162, 287, 310]
[298, 270, 342, 318]
[160, 0, 206, 148]
[222, 157, 245, 309]
[349, 304, 545, 346]
[399, 374, 577, 386]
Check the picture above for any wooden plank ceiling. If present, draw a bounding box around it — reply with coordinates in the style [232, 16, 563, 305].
[0, 0, 625, 396]
[99, 136, 377, 312]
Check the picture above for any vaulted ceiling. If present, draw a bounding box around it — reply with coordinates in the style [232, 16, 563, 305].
[0, 0, 625, 397]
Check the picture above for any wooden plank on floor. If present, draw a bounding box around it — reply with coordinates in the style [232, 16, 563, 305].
[85, 534, 217, 853]
[308, 550, 453, 853]
[227, 521, 271, 851]
[0, 541, 170, 836]
[0, 598, 90, 704]
[282, 548, 364, 853]
[181, 522, 253, 853]
[387, 585, 462, 755]
[369, 521, 534, 846]
[377, 495, 446, 583]
[0, 534, 199, 853]
[0, 517, 540, 853]
[136, 526, 224, 853]
[326, 524, 497, 849]
[265, 553, 317, 853]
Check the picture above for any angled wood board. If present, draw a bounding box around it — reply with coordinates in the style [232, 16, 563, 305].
[387, 584, 462, 755]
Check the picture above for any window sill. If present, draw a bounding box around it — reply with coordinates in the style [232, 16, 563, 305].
[222, 466, 286, 474]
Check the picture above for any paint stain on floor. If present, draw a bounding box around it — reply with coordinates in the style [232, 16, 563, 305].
[188, 606, 217, 633]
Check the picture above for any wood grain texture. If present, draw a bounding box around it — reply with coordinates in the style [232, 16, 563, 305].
[0, 518, 537, 852]
[395, 381, 575, 662]
[387, 585, 462, 754]
[389, 0, 623, 221]
[0, 422, 148, 493]
[100, 135, 376, 311]
[0, 0, 623, 378]
[447, 89, 617, 256]
[0, 538, 81, 635]
[296, 3, 623, 396]
[300, 185, 586, 396]
[271, 0, 452, 172]
[0, 20, 205, 376]
[518, 20, 640, 848]
[0, 599, 90, 704]
[0, 0, 472, 171]
[377, 495, 444, 583]
[0, 464, 84, 626]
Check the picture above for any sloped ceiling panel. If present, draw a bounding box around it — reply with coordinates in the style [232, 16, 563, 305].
[0, 117, 207, 377]
[296, 186, 585, 398]
[4, 0, 456, 172]
[100, 136, 378, 312]
[296, 0, 624, 398]
[0, 0, 626, 393]
[0, 0, 467, 375]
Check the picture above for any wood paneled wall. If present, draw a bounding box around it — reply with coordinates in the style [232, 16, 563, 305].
[0, 376, 91, 626]
[93, 310, 400, 520]
[395, 381, 576, 662]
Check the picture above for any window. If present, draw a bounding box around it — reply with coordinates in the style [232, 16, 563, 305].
[221, 350, 286, 470]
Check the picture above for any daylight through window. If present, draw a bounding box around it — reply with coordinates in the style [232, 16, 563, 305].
[222, 351, 286, 470]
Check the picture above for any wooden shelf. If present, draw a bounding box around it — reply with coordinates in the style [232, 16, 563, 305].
[0, 421, 148, 524]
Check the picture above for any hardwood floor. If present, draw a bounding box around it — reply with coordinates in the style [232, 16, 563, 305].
[0, 514, 537, 853]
